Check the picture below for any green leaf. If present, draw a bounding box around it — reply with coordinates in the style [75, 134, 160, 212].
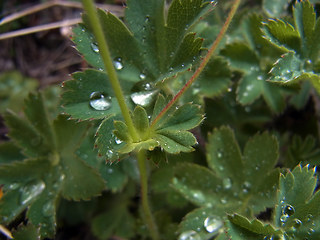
[133, 105, 149, 134]
[12, 224, 40, 240]
[269, 51, 320, 87]
[263, 0, 290, 18]
[285, 135, 320, 168]
[0, 142, 26, 164]
[178, 207, 225, 239]
[173, 127, 279, 223]
[75, 0, 215, 84]
[95, 117, 127, 162]
[61, 69, 130, 120]
[263, 19, 301, 53]
[275, 165, 320, 239]
[227, 214, 282, 239]
[293, 0, 316, 56]
[220, 42, 259, 71]
[91, 206, 135, 240]
[0, 71, 38, 114]
[24, 93, 56, 148]
[3, 111, 51, 158]
[0, 92, 105, 238]
[196, 56, 232, 98]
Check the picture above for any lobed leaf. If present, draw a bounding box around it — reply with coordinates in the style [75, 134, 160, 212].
[61, 70, 126, 120]
[275, 165, 320, 239]
[227, 214, 282, 239]
[172, 126, 280, 237]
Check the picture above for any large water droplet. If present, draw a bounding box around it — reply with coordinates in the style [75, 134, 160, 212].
[89, 92, 112, 111]
[130, 81, 158, 107]
[20, 180, 45, 205]
[91, 42, 99, 53]
[204, 216, 223, 234]
[283, 204, 295, 216]
[178, 230, 200, 240]
[113, 57, 123, 70]
[223, 178, 232, 189]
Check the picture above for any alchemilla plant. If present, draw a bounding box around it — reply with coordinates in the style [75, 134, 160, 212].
[1, 0, 320, 239]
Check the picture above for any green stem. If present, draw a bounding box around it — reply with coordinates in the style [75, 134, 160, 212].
[137, 150, 160, 240]
[82, 0, 139, 142]
[150, 0, 241, 128]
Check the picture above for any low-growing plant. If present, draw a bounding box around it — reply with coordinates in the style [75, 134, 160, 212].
[1, 0, 320, 239]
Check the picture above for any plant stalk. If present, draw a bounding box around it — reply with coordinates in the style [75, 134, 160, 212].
[137, 150, 160, 240]
[82, 0, 139, 142]
[150, 0, 241, 127]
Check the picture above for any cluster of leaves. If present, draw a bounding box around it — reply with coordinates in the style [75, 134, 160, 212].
[1, 0, 320, 239]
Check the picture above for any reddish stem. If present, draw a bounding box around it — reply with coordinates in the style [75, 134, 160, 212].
[150, 0, 241, 128]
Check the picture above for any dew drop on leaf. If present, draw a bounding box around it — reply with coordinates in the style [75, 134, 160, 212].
[89, 92, 112, 111]
[8, 183, 20, 190]
[106, 150, 114, 159]
[113, 57, 123, 70]
[283, 204, 295, 216]
[257, 75, 263, 81]
[130, 81, 159, 107]
[204, 216, 223, 233]
[20, 180, 45, 205]
[114, 136, 123, 145]
[139, 73, 146, 80]
[90, 42, 99, 53]
[242, 181, 251, 194]
[223, 178, 232, 189]
[293, 218, 302, 229]
[178, 230, 200, 240]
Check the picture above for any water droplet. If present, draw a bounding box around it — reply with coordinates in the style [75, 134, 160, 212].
[145, 15, 150, 23]
[89, 92, 112, 111]
[246, 85, 253, 91]
[283, 204, 295, 216]
[263, 236, 273, 240]
[114, 136, 122, 144]
[42, 202, 54, 217]
[220, 198, 227, 204]
[223, 178, 232, 189]
[20, 180, 45, 205]
[91, 42, 99, 53]
[204, 216, 223, 233]
[242, 181, 251, 194]
[113, 57, 123, 70]
[139, 73, 146, 80]
[280, 214, 289, 224]
[227, 87, 232, 92]
[217, 151, 223, 158]
[307, 59, 312, 64]
[107, 168, 113, 174]
[210, 0, 218, 7]
[178, 230, 200, 240]
[8, 183, 20, 190]
[257, 75, 263, 81]
[293, 218, 302, 229]
[106, 150, 114, 159]
[130, 81, 158, 107]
